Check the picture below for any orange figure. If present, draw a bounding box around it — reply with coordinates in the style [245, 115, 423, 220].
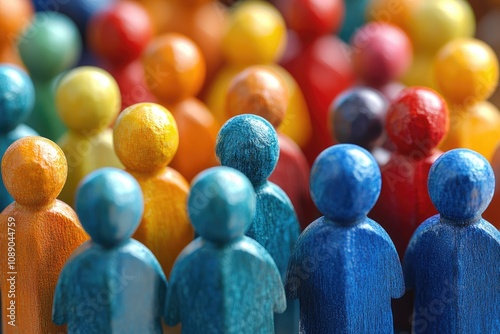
[142, 33, 219, 181]
[0, 136, 88, 333]
[113, 102, 194, 276]
[226, 65, 318, 229]
[0, 0, 32, 66]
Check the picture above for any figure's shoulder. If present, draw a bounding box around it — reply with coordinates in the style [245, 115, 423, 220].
[60, 241, 100, 276]
[360, 218, 399, 245]
[472, 219, 500, 246]
[154, 166, 190, 193]
[118, 239, 167, 276]
[171, 238, 208, 272]
[235, 236, 276, 263]
[258, 181, 295, 212]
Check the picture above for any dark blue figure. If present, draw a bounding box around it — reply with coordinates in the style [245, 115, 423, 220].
[285, 144, 405, 333]
[164, 166, 286, 333]
[216, 114, 301, 334]
[329, 87, 390, 165]
[52, 168, 167, 334]
[404, 149, 500, 334]
[0, 64, 38, 210]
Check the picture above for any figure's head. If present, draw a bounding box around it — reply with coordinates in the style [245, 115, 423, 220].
[428, 149, 494, 223]
[76, 168, 144, 247]
[216, 114, 279, 187]
[0, 64, 35, 133]
[2, 136, 67, 207]
[113, 103, 179, 173]
[310, 144, 381, 223]
[188, 167, 256, 244]
[56, 67, 121, 132]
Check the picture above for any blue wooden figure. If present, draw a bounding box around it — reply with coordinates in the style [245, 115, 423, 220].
[285, 144, 405, 333]
[164, 166, 286, 333]
[403, 148, 500, 334]
[0, 64, 38, 210]
[52, 167, 167, 334]
[216, 114, 301, 334]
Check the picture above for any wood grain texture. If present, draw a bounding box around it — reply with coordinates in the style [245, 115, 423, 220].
[404, 149, 500, 333]
[286, 144, 404, 333]
[0, 136, 88, 333]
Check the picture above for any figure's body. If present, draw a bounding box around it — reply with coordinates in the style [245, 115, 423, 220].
[113, 102, 193, 277]
[483, 144, 500, 228]
[216, 114, 301, 334]
[165, 167, 286, 333]
[142, 33, 219, 181]
[53, 168, 167, 334]
[286, 144, 404, 333]
[56, 67, 123, 207]
[0, 0, 32, 66]
[0, 136, 88, 333]
[17, 12, 82, 141]
[404, 149, 500, 333]
[0, 65, 38, 210]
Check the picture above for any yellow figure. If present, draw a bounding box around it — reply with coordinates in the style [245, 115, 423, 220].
[113, 102, 193, 277]
[205, 0, 312, 148]
[435, 38, 500, 161]
[56, 67, 123, 207]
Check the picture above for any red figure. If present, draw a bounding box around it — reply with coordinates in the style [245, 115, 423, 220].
[88, 1, 156, 109]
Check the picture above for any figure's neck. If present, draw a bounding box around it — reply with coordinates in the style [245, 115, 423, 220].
[440, 215, 481, 227]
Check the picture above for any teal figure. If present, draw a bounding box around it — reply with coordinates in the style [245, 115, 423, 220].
[0, 64, 38, 210]
[404, 149, 500, 333]
[164, 166, 286, 333]
[52, 168, 167, 334]
[339, 0, 370, 41]
[285, 144, 405, 333]
[216, 114, 301, 334]
[17, 12, 82, 141]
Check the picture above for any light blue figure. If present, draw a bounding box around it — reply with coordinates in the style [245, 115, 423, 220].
[0, 64, 38, 210]
[164, 166, 286, 333]
[404, 149, 500, 334]
[52, 168, 167, 334]
[285, 144, 404, 333]
[216, 114, 301, 334]
[339, 0, 370, 42]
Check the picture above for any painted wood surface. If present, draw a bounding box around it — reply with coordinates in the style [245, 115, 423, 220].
[286, 144, 404, 333]
[165, 166, 285, 334]
[53, 167, 167, 333]
[0, 136, 88, 333]
[0, 0, 32, 67]
[404, 148, 500, 333]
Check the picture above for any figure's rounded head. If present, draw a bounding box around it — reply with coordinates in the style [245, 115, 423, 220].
[0, 0, 32, 48]
[329, 87, 388, 150]
[0, 64, 35, 133]
[2, 136, 67, 207]
[428, 149, 494, 223]
[56, 67, 120, 132]
[434, 38, 498, 106]
[113, 103, 179, 173]
[386, 87, 449, 156]
[216, 114, 279, 187]
[188, 166, 256, 244]
[351, 22, 412, 87]
[226, 66, 288, 128]
[17, 12, 81, 80]
[310, 144, 381, 222]
[142, 33, 205, 103]
[76, 167, 144, 247]
[222, 1, 286, 65]
[88, 1, 153, 66]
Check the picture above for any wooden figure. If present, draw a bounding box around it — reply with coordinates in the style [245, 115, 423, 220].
[142, 33, 219, 181]
[165, 166, 286, 333]
[225, 65, 318, 229]
[56, 66, 123, 207]
[338, 0, 370, 42]
[369, 86, 449, 331]
[0, 64, 38, 211]
[113, 102, 194, 277]
[329, 87, 390, 166]
[53, 167, 167, 333]
[483, 143, 500, 229]
[285, 144, 405, 333]
[206, 0, 312, 149]
[216, 114, 300, 334]
[0, 0, 32, 67]
[87, 1, 157, 109]
[17, 12, 82, 141]
[0, 136, 88, 333]
[404, 148, 500, 333]
[434, 38, 500, 162]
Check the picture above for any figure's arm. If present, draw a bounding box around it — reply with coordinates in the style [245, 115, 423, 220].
[402, 239, 417, 292]
[271, 265, 287, 314]
[389, 246, 405, 299]
[284, 245, 301, 301]
[163, 273, 180, 326]
[52, 270, 70, 325]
